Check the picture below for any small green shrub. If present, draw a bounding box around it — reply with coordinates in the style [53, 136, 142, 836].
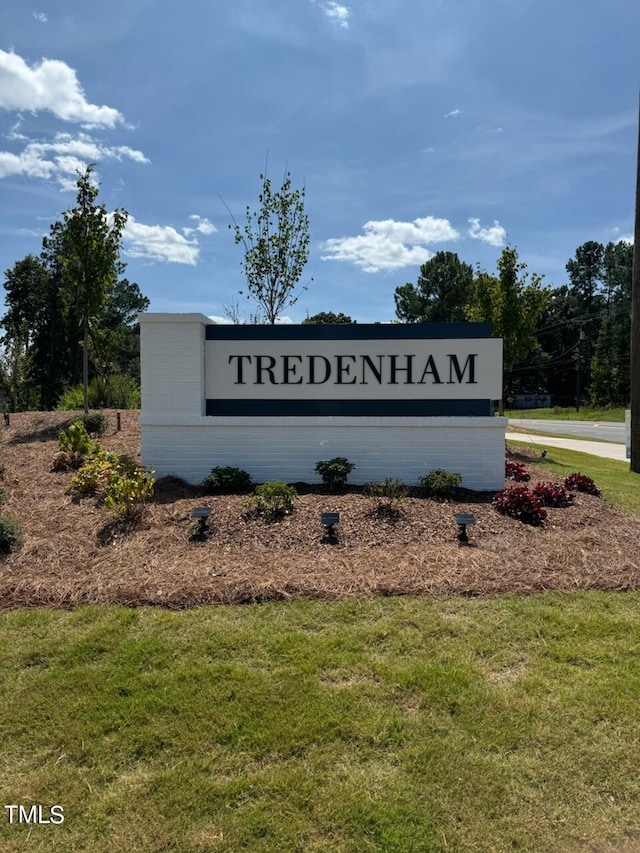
[56, 384, 92, 411]
[315, 457, 355, 490]
[67, 445, 120, 499]
[203, 466, 253, 493]
[59, 420, 91, 455]
[81, 411, 109, 436]
[419, 469, 462, 498]
[0, 514, 22, 554]
[364, 477, 408, 520]
[108, 374, 141, 409]
[252, 481, 297, 522]
[103, 466, 156, 522]
[56, 376, 141, 411]
[54, 420, 92, 470]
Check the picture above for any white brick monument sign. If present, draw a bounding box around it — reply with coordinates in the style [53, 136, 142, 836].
[139, 314, 507, 489]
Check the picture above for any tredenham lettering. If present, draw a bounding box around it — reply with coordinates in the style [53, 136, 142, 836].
[228, 353, 477, 386]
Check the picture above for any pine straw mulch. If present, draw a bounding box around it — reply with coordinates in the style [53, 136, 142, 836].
[0, 410, 638, 609]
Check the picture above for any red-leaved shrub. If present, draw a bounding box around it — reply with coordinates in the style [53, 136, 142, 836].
[493, 486, 547, 526]
[505, 460, 531, 482]
[563, 472, 601, 496]
[532, 481, 574, 508]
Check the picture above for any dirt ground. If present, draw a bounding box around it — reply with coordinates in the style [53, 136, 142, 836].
[0, 410, 638, 608]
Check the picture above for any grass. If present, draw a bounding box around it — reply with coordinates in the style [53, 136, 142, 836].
[508, 440, 640, 514]
[2, 594, 640, 852]
[506, 406, 626, 422]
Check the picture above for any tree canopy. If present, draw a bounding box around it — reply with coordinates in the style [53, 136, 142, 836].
[230, 169, 311, 324]
[394, 252, 474, 323]
[302, 311, 354, 324]
[1, 169, 148, 412]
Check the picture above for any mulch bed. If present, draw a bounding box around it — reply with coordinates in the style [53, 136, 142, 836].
[1, 411, 639, 608]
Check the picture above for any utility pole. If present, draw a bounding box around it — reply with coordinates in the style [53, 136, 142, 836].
[576, 327, 585, 412]
[631, 93, 640, 473]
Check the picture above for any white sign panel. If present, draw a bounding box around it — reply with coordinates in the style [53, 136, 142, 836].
[205, 337, 503, 401]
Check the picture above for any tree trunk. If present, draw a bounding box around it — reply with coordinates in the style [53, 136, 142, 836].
[83, 317, 89, 415]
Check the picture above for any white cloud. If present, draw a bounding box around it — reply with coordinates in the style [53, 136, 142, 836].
[444, 108, 463, 119]
[486, 126, 503, 134]
[0, 48, 124, 127]
[33, 11, 47, 23]
[323, 1, 350, 28]
[123, 216, 200, 265]
[0, 132, 149, 188]
[183, 214, 217, 237]
[467, 217, 506, 247]
[320, 216, 459, 272]
[5, 118, 28, 141]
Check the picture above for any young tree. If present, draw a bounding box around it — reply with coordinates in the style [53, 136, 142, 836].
[59, 166, 128, 412]
[394, 251, 474, 322]
[230, 169, 311, 324]
[465, 246, 551, 372]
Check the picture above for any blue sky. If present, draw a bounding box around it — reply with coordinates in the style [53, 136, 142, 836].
[0, 0, 637, 323]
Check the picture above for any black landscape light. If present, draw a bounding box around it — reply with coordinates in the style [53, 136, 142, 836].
[453, 512, 476, 545]
[191, 505, 212, 538]
[320, 511, 340, 540]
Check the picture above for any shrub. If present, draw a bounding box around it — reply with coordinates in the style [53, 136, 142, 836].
[56, 376, 141, 411]
[56, 384, 93, 411]
[364, 477, 408, 520]
[67, 445, 120, 499]
[505, 460, 531, 482]
[315, 457, 355, 490]
[107, 374, 141, 409]
[81, 411, 109, 436]
[493, 486, 547, 526]
[563, 472, 601, 496]
[103, 466, 156, 522]
[54, 420, 92, 470]
[419, 469, 463, 498]
[59, 420, 91, 455]
[0, 514, 22, 554]
[252, 481, 297, 522]
[532, 481, 574, 508]
[203, 466, 252, 493]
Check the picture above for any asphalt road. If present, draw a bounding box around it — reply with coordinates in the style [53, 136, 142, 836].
[508, 418, 626, 444]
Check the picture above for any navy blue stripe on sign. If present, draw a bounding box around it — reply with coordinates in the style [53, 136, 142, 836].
[205, 322, 492, 341]
[205, 399, 492, 416]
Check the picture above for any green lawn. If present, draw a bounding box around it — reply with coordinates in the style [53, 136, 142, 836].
[506, 406, 626, 422]
[2, 595, 640, 852]
[507, 440, 640, 514]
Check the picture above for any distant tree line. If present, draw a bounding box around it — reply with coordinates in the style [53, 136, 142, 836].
[1, 167, 148, 412]
[3, 156, 631, 412]
[391, 241, 633, 407]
